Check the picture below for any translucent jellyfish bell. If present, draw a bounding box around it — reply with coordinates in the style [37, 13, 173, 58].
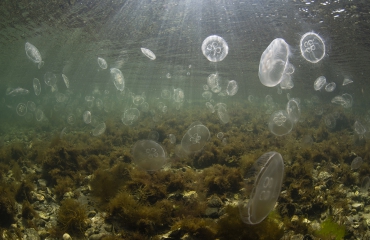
[325, 82, 336, 92]
[314, 76, 326, 91]
[361, 176, 370, 193]
[215, 103, 230, 124]
[286, 98, 301, 124]
[110, 68, 125, 91]
[92, 122, 106, 136]
[140, 48, 156, 60]
[226, 80, 238, 96]
[132, 140, 167, 171]
[324, 114, 336, 129]
[16, 103, 27, 116]
[268, 110, 293, 136]
[181, 122, 210, 153]
[33, 78, 41, 96]
[351, 156, 363, 170]
[25, 42, 44, 69]
[121, 108, 140, 125]
[44, 72, 57, 87]
[201, 35, 229, 62]
[354, 121, 366, 135]
[300, 32, 325, 63]
[97, 57, 108, 69]
[239, 151, 284, 225]
[258, 38, 290, 87]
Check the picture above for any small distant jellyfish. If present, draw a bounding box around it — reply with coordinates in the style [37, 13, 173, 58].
[83, 111, 92, 124]
[62, 74, 70, 89]
[27, 101, 36, 112]
[354, 121, 366, 138]
[122, 108, 140, 125]
[314, 76, 326, 91]
[342, 77, 353, 86]
[361, 176, 370, 193]
[168, 134, 176, 144]
[44, 72, 57, 87]
[110, 68, 125, 91]
[268, 110, 293, 136]
[216, 103, 230, 124]
[181, 122, 210, 153]
[33, 78, 41, 96]
[141, 48, 156, 60]
[300, 32, 325, 63]
[226, 80, 238, 96]
[25, 42, 44, 69]
[217, 132, 224, 139]
[173, 88, 185, 103]
[351, 156, 363, 170]
[205, 102, 215, 113]
[67, 114, 76, 125]
[248, 95, 255, 103]
[92, 122, 106, 136]
[16, 103, 27, 116]
[324, 114, 336, 129]
[222, 138, 227, 145]
[202, 91, 212, 101]
[201, 35, 229, 62]
[97, 57, 108, 69]
[325, 82, 336, 92]
[166, 73, 171, 78]
[203, 85, 209, 91]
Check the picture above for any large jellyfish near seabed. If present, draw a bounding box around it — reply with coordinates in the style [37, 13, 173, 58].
[181, 122, 210, 153]
[258, 38, 291, 87]
[132, 140, 167, 171]
[239, 151, 284, 224]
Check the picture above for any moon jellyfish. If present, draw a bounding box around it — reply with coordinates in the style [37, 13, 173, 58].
[96, 98, 103, 110]
[181, 122, 210, 153]
[27, 101, 36, 112]
[83, 111, 92, 124]
[173, 88, 184, 103]
[168, 134, 176, 144]
[301, 135, 313, 148]
[239, 151, 284, 225]
[203, 85, 209, 91]
[16, 103, 27, 116]
[161, 89, 172, 99]
[97, 57, 107, 69]
[140, 102, 149, 112]
[6, 88, 29, 97]
[217, 132, 224, 139]
[202, 91, 212, 100]
[354, 121, 366, 139]
[258, 38, 290, 87]
[325, 82, 336, 92]
[141, 48, 156, 60]
[331, 93, 353, 108]
[62, 74, 70, 88]
[226, 80, 238, 96]
[201, 35, 229, 62]
[268, 110, 293, 136]
[166, 73, 171, 78]
[216, 103, 230, 124]
[35, 109, 45, 121]
[92, 122, 106, 136]
[25, 42, 44, 69]
[300, 32, 325, 63]
[206, 102, 215, 113]
[132, 140, 167, 171]
[66, 114, 76, 125]
[248, 95, 255, 103]
[351, 156, 363, 170]
[132, 94, 145, 106]
[343, 77, 353, 86]
[148, 131, 159, 142]
[122, 108, 140, 125]
[324, 114, 336, 129]
[286, 98, 301, 124]
[33, 78, 41, 96]
[314, 76, 326, 91]
[110, 68, 125, 91]
[279, 74, 294, 90]
[44, 72, 57, 87]
[361, 176, 370, 193]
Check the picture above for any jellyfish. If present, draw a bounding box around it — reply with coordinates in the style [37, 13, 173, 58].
[16, 103, 27, 116]
[132, 140, 166, 171]
[141, 48, 156, 60]
[226, 80, 238, 96]
[268, 110, 293, 136]
[258, 38, 291, 87]
[25, 42, 44, 69]
[92, 123, 106, 136]
[110, 68, 125, 91]
[181, 122, 210, 153]
[239, 151, 284, 224]
[325, 82, 336, 92]
[300, 32, 325, 63]
[351, 156, 363, 170]
[201, 35, 229, 62]
[97, 57, 108, 69]
[33, 78, 41, 96]
[286, 98, 301, 124]
[314, 76, 326, 91]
